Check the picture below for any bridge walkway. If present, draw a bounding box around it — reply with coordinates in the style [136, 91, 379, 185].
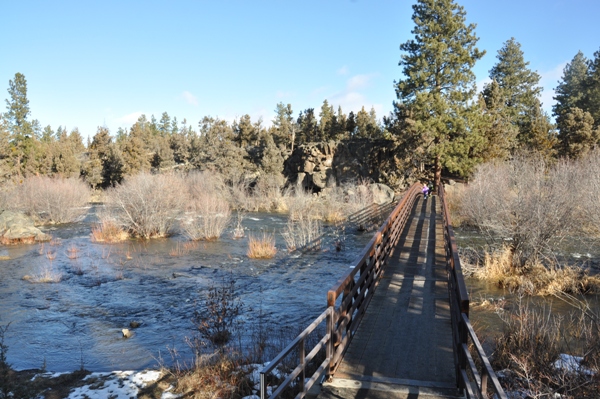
[317, 196, 461, 399]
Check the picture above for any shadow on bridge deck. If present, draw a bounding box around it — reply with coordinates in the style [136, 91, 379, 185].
[317, 196, 462, 399]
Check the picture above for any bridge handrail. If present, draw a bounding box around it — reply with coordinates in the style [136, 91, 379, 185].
[438, 183, 507, 399]
[259, 306, 333, 399]
[326, 183, 421, 373]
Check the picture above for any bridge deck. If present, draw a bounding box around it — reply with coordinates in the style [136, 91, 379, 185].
[319, 196, 460, 399]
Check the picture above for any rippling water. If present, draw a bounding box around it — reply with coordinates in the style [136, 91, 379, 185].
[0, 211, 373, 372]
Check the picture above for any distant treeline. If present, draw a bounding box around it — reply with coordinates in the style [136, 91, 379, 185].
[1, 38, 600, 190]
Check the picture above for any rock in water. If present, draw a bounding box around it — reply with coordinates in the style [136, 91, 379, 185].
[122, 328, 132, 338]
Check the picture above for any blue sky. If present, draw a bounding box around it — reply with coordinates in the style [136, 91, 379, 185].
[2, 0, 599, 140]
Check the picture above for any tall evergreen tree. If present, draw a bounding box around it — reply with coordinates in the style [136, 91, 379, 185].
[272, 102, 295, 150]
[395, 0, 485, 188]
[4, 73, 37, 175]
[586, 48, 600, 127]
[296, 108, 318, 144]
[477, 80, 518, 161]
[484, 38, 542, 146]
[553, 51, 589, 121]
[318, 100, 335, 141]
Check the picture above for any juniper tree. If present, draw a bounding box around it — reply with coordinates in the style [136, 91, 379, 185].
[395, 0, 485, 188]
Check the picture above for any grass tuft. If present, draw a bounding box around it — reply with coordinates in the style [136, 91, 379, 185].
[91, 220, 129, 243]
[247, 233, 277, 259]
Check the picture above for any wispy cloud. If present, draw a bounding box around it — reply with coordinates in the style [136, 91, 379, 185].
[337, 65, 349, 75]
[539, 61, 567, 112]
[182, 91, 199, 106]
[346, 73, 376, 91]
[276, 90, 294, 99]
[116, 111, 144, 126]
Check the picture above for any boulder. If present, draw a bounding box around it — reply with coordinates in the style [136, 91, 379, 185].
[0, 210, 51, 243]
[370, 183, 395, 205]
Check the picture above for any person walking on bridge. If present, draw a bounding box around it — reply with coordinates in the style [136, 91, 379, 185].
[422, 182, 430, 199]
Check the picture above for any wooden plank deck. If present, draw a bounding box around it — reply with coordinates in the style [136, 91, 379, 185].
[318, 196, 461, 399]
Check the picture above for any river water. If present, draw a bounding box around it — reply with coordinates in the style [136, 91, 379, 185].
[2, 210, 599, 372]
[0, 210, 373, 372]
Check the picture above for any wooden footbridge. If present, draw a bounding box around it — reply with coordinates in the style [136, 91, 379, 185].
[260, 183, 508, 399]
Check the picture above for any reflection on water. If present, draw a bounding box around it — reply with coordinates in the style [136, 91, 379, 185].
[0, 212, 373, 372]
[455, 226, 600, 346]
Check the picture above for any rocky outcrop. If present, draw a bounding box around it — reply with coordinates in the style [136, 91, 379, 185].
[283, 139, 412, 192]
[0, 210, 51, 244]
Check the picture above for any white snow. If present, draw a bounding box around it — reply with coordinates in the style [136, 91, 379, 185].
[66, 370, 178, 399]
[553, 353, 595, 376]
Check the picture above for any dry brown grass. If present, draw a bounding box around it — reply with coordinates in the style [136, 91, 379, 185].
[91, 220, 129, 243]
[172, 354, 253, 399]
[169, 241, 198, 257]
[472, 247, 600, 296]
[247, 232, 277, 259]
[0, 236, 36, 245]
[23, 263, 62, 283]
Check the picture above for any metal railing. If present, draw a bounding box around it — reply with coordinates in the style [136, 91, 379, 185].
[259, 184, 420, 398]
[438, 183, 507, 399]
[260, 182, 507, 399]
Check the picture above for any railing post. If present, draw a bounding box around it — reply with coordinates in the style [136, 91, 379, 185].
[260, 371, 266, 399]
[326, 307, 333, 380]
[299, 338, 305, 394]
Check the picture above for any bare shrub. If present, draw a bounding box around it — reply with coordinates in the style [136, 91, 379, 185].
[253, 174, 286, 211]
[581, 149, 600, 234]
[103, 173, 186, 239]
[247, 232, 277, 259]
[344, 178, 375, 215]
[493, 295, 600, 397]
[193, 277, 243, 348]
[10, 176, 90, 224]
[282, 217, 322, 252]
[182, 172, 231, 241]
[460, 156, 581, 268]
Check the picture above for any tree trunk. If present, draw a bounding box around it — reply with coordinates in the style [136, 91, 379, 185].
[434, 153, 442, 194]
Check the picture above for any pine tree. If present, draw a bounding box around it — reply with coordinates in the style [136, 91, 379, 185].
[395, 0, 485, 188]
[558, 107, 598, 158]
[318, 100, 334, 141]
[272, 102, 295, 150]
[553, 51, 589, 121]
[296, 109, 318, 144]
[4, 73, 36, 175]
[485, 38, 542, 146]
[586, 48, 600, 127]
[478, 80, 519, 161]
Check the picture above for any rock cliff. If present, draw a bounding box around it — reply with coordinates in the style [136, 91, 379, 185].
[283, 139, 412, 192]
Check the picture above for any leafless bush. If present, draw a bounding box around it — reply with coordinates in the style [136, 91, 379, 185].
[103, 173, 186, 239]
[493, 295, 600, 397]
[580, 149, 600, 234]
[10, 176, 90, 224]
[253, 174, 286, 211]
[182, 172, 231, 240]
[282, 216, 322, 252]
[460, 156, 582, 268]
[344, 178, 375, 215]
